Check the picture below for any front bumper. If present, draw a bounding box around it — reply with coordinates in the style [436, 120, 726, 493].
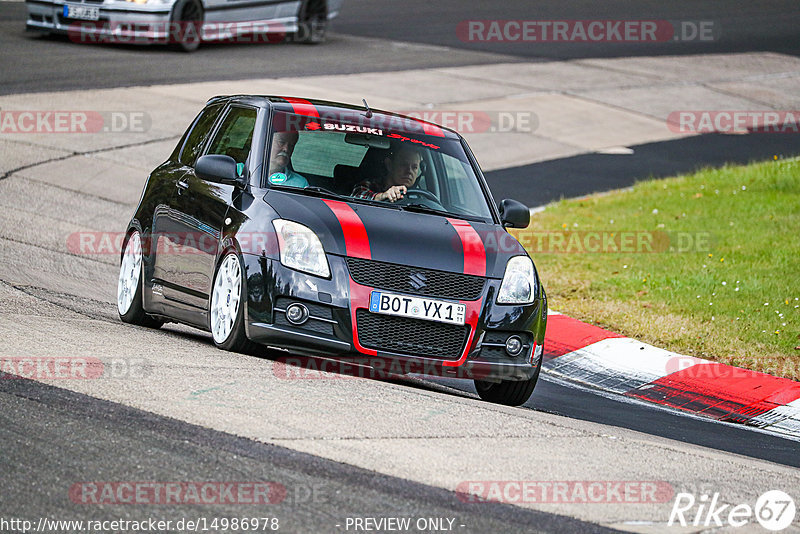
[242, 254, 546, 382]
[26, 0, 172, 37]
[25, 1, 298, 43]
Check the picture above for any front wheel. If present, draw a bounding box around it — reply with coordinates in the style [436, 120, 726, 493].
[291, 0, 327, 44]
[171, 0, 203, 52]
[210, 252, 258, 353]
[117, 231, 162, 328]
[474, 364, 540, 406]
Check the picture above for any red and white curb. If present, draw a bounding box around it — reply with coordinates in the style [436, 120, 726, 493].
[542, 312, 800, 439]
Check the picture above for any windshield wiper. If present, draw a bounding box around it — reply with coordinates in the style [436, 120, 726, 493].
[402, 203, 486, 222]
[300, 186, 348, 200]
[300, 187, 403, 210]
[401, 203, 453, 217]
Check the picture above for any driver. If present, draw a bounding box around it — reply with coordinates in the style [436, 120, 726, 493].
[268, 131, 309, 188]
[351, 144, 423, 202]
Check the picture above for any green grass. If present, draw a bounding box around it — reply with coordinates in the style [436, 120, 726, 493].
[513, 157, 800, 380]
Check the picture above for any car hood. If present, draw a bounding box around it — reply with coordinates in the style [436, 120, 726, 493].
[265, 191, 527, 279]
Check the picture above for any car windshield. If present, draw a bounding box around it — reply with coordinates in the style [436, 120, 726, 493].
[265, 112, 495, 222]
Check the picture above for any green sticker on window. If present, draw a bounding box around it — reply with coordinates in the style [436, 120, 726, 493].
[236, 162, 244, 177]
[269, 172, 288, 184]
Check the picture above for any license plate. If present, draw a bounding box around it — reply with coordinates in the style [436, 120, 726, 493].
[369, 291, 466, 326]
[63, 4, 100, 21]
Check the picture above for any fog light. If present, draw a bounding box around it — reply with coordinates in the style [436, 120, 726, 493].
[286, 303, 309, 325]
[505, 335, 524, 356]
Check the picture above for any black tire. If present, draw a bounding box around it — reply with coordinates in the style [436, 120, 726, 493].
[292, 0, 327, 44]
[117, 231, 163, 329]
[474, 363, 540, 406]
[209, 252, 259, 354]
[171, 0, 203, 52]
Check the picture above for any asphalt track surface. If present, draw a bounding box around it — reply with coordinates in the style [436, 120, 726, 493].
[485, 131, 800, 207]
[336, 0, 800, 60]
[2, 2, 800, 531]
[2, 1, 800, 94]
[0, 378, 614, 533]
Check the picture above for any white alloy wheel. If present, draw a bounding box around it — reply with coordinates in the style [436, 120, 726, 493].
[118, 231, 142, 315]
[211, 253, 242, 344]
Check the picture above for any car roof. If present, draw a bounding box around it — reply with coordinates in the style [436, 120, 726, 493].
[206, 95, 463, 140]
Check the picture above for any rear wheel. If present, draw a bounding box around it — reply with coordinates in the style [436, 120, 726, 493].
[210, 252, 258, 353]
[118, 231, 162, 328]
[292, 0, 327, 44]
[474, 364, 540, 406]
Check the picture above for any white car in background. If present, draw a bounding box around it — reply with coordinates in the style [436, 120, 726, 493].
[26, 0, 342, 50]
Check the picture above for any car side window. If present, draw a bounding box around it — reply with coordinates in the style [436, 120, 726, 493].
[179, 103, 224, 166]
[206, 107, 258, 171]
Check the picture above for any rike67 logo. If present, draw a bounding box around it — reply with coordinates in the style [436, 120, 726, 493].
[669, 490, 796, 531]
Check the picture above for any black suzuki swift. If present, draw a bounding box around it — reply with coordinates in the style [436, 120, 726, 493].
[117, 95, 547, 406]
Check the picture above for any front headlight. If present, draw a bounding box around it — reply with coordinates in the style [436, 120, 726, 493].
[497, 256, 537, 305]
[272, 219, 330, 278]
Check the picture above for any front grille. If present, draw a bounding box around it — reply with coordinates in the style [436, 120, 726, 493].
[346, 258, 485, 301]
[356, 310, 469, 360]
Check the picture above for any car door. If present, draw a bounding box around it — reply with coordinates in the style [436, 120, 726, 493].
[162, 104, 258, 323]
[150, 101, 224, 317]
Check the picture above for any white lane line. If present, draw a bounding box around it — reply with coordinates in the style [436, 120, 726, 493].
[543, 337, 707, 394]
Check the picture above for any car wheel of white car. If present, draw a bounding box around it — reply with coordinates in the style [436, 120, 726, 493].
[210, 252, 257, 353]
[293, 0, 327, 44]
[118, 231, 162, 328]
[172, 0, 203, 52]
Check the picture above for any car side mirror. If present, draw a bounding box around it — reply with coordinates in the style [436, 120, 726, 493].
[195, 155, 245, 187]
[500, 198, 530, 228]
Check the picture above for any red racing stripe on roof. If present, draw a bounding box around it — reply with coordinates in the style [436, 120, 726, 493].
[282, 97, 320, 118]
[447, 218, 485, 277]
[420, 121, 446, 137]
[323, 200, 370, 259]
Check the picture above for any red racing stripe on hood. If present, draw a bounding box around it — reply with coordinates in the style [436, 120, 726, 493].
[322, 200, 371, 259]
[448, 218, 486, 277]
[282, 97, 320, 118]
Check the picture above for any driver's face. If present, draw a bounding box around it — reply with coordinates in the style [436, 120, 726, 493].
[269, 131, 298, 174]
[385, 150, 422, 188]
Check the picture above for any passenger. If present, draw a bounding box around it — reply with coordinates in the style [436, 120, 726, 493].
[351, 144, 423, 202]
[267, 131, 309, 188]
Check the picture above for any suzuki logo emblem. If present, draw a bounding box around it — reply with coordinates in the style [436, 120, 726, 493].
[409, 272, 427, 291]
